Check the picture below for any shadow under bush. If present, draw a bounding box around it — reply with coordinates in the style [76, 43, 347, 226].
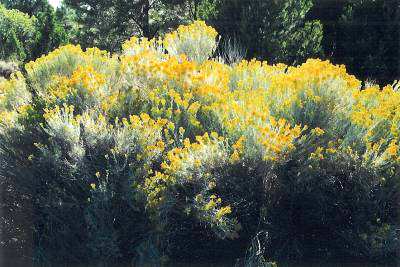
[263, 146, 400, 261]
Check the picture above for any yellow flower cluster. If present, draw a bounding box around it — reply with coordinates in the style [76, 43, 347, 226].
[68, 65, 106, 95]
[229, 59, 287, 91]
[352, 85, 400, 130]
[164, 20, 219, 63]
[257, 117, 305, 161]
[310, 146, 325, 160]
[202, 194, 233, 222]
[114, 113, 173, 162]
[25, 45, 112, 99]
[266, 59, 360, 120]
[25, 44, 85, 73]
[350, 84, 400, 163]
[0, 72, 31, 127]
[231, 136, 245, 162]
[160, 132, 225, 175]
[143, 171, 176, 208]
[142, 132, 228, 213]
[165, 21, 218, 44]
[193, 192, 239, 239]
[386, 141, 398, 158]
[215, 206, 232, 221]
[122, 36, 164, 57]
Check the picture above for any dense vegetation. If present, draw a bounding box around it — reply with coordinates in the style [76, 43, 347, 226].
[0, 0, 68, 62]
[1, 21, 399, 266]
[1, 0, 399, 85]
[0, 4, 38, 62]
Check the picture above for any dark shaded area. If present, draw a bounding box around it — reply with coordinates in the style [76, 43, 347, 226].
[309, 0, 400, 85]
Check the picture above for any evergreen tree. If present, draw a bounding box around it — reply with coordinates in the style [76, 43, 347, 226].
[55, 4, 79, 44]
[1, 0, 48, 15]
[211, 0, 323, 65]
[311, 0, 400, 85]
[64, 0, 218, 52]
[32, 2, 68, 58]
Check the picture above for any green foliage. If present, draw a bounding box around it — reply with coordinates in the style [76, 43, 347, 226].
[311, 0, 400, 85]
[162, 0, 219, 20]
[0, 4, 39, 62]
[1, 0, 71, 62]
[32, 3, 69, 59]
[64, 0, 141, 51]
[1, 0, 49, 15]
[64, 0, 219, 52]
[211, 0, 323, 65]
[55, 5, 79, 44]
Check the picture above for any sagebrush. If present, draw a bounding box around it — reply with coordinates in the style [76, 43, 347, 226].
[0, 21, 399, 265]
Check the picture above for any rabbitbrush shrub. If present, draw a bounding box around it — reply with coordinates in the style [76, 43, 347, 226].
[0, 21, 399, 265]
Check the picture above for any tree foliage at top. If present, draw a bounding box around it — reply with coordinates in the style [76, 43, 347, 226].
[1, 0, 49, 15]
[311, 0, 400, 85]
[0, 4, 39, 62]
[64, 0, 218, 52]
[211, 0, 324, 65]
[55, 5, 80, 44]
[1, 0, 69, 61]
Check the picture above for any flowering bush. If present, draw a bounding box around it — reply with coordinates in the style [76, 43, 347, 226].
[164, 20, 219, 63]
[0, 21, 398, 265]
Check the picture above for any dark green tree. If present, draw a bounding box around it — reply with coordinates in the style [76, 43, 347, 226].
[311, 0, 400, 85]
[32, 3, 69, 58]
[63, 0, 139, 51]
[1, 0, 49, 15]
[64, 0, 218, 52]
[211, 0, 323, 65]
[55, 4, 79, 44]
[161, 0, 219, 20]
